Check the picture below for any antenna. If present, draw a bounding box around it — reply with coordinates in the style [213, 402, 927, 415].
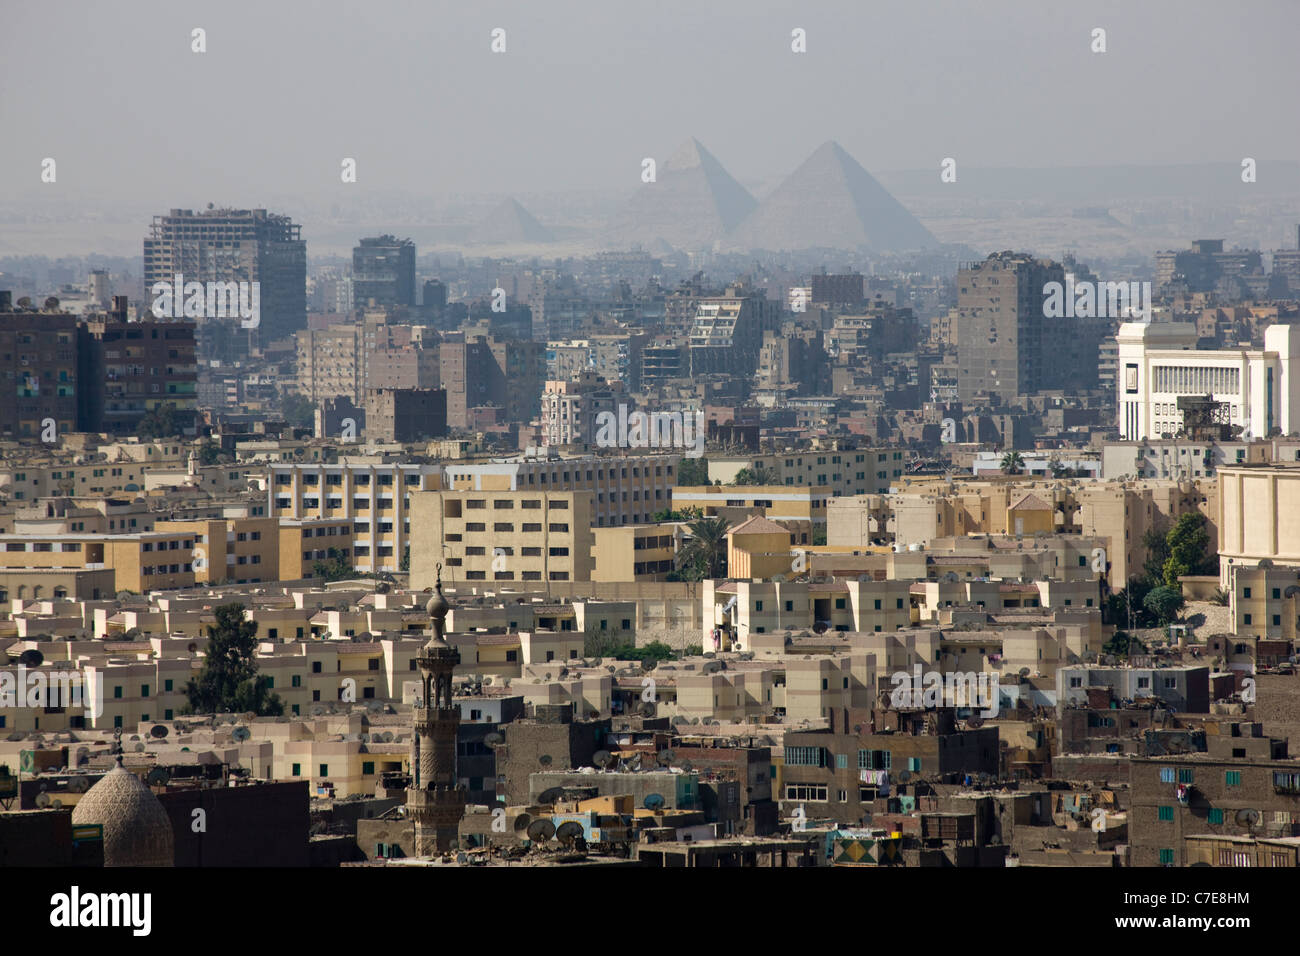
[643, 793, 665, 811]
[525, 819, 556, 844]
[592, 750, 613, 769]
[146, 766, 171, 787]
[232, 726, 251, 742]
[149, 725, 169, 740]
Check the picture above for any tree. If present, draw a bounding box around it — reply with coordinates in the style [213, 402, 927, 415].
[198, 439, 222, 466]
[1209, 587, 1231, 606]
[1141, 525, 1171, 586]
[675, 515, 729, 581]
[1000, 451, 1025, 475]
[399, 547, 410, 573]
[281, 392, 315, 428]
[312, 547, 355, 583]
[183, 603, 283, 716]
[1103, 631, 1147, 658]
[676, 457, 710, 486]
[1143, 585, 1186, 626]
[1163, 512, 1214, 587]
[138, 403, 180, 439]
[732, 464, 774, 486]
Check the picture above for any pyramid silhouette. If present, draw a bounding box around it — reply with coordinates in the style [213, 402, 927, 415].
[606, 138, 757, 249]
[729, 141, 935, 252]
[469, 197, 554, 244]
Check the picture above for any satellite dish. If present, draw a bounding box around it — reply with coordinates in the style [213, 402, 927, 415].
[538, 787, 564, 804]
[232, 726, 251, 742]
[967, 716, 984, 729]
[656, 748, 675, 767]
[484, 732, 504, 747]
[35, 793, 51, 808]
[556, 820, 584, 846]
[678, 760, 693, 773]
[641, 659, 657, 672]
[359, 733, 371, 743]
[146, 766, 171, 787]
[67, 776, 90, 793]
[512, 812, 533, 833]
[526, 819, 556, 843]
[538, 754, 553, 767]
[18, 649, 43, 667]
[187, 643, 197, 654]
[51, 799, 63, 809]
[381, 732, 394, 743]
[133, 743, 145, 752]
[1236, 808, 1260, 827]
[640, 702, 657, 718]
[898, 770, 913, 783]
[149, 725, 169, 739]
[311, 706, 324, 716]
[643, 793, 666, 811]
[592, 750, 613, 769]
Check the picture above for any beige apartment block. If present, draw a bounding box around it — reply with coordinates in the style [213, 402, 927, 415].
[268, 461, 442, 574]
[592, 524, 677, 582]
[409, 489, 595, 587]
[1218, 464, 1300, 585]
[707, 447, 907, 498]
[673, 484, 829, 526]
[1228, 565, 1300, 639]
[702, 579, 913, 651]
[442, 454, 679, 528]
[1077, 478, 1217, 585]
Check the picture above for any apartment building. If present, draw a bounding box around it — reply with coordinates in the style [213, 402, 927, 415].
[78, 307, 198, 436]
[267, 461, 441, 574]
[1227, 564, 1300, 639]
[672, 484, 829, 527]
[1129, 724, 1299, 867]
[443, 453, 679, 528]
[708, 447, 906, 498]
[702, 579, 914, 650]
[296, 322, 364, 404]
[0, 302, 78, 441]
[540, 373, 625, 447]
[592, 524, 677, 582]
[1218, 463, 1300, 584]
[409, 489, 596, 587]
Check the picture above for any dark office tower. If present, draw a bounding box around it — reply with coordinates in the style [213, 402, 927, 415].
[0, 292, 77, 441]
[423, 278, 448, 311]
[956, 252, 1064, 404]
[352, 236, 416, 308]
[143, 207, 307, 347]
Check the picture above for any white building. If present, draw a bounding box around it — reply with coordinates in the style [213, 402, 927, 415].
[1116, 322, 1300, 441]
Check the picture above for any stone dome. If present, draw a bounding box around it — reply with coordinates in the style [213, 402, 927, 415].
[71, 761, 174, 867]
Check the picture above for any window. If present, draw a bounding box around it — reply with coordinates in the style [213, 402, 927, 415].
[319, 764, 328, 777]
[784, 746, 825, 767]
[1158, 805, 1174, 821]
[784, 784, 828, 801]
[1159, 849, 1175, 865]
[1225, 771, 1242, 787]
[1208, 808, 1224, 824]
[362, 762, 374, 775]
[1178, 769, 1194, 783]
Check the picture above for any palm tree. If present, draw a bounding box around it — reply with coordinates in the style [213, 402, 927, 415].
[731, 463, 774, 485]
[1000, 451, 1025, 475]
[676, 516, 729, 580]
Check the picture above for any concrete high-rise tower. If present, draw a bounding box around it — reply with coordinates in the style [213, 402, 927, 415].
[407, 565, 465, 855]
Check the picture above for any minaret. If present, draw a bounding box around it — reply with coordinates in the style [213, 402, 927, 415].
[407, 564, 464, 856]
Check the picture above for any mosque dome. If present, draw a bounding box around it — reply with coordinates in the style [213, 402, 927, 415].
[71, 761, 174, 867]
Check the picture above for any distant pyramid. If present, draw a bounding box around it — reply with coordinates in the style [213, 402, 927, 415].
[729, 141, 935, 251]
[606, 139, 757, 249]
[469, 197, 554, 244]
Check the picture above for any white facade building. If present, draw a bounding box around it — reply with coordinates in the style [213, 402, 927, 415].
[1115, 322, 1300, 441]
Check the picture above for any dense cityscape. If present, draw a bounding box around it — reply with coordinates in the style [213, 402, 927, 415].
[3, 0, 1296, 936]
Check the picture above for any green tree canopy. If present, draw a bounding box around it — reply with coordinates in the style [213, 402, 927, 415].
[138, 403, 180, 439]
[184, 603, 283, 716]
[731, 464, 774, 485]
[1143, 585, 1186, 626]
[1000, 451, 1024, 475]
[313, 547, 355, 583]
[1162, 512, 1214, 587]
[676, 457, 710, 486]
[675, 515, 729, 581]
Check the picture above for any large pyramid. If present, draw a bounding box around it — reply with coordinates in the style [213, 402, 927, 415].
[469, 197, 554, 244]
[606, 138, 757, 249]
[729, 141, 936, 252]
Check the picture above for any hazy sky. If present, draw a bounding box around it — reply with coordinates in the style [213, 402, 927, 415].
[2, 0, 1297, 203]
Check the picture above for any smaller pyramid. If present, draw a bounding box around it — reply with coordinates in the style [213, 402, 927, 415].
[606, 139, 757, 249]
[469, 197, 554, 244]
